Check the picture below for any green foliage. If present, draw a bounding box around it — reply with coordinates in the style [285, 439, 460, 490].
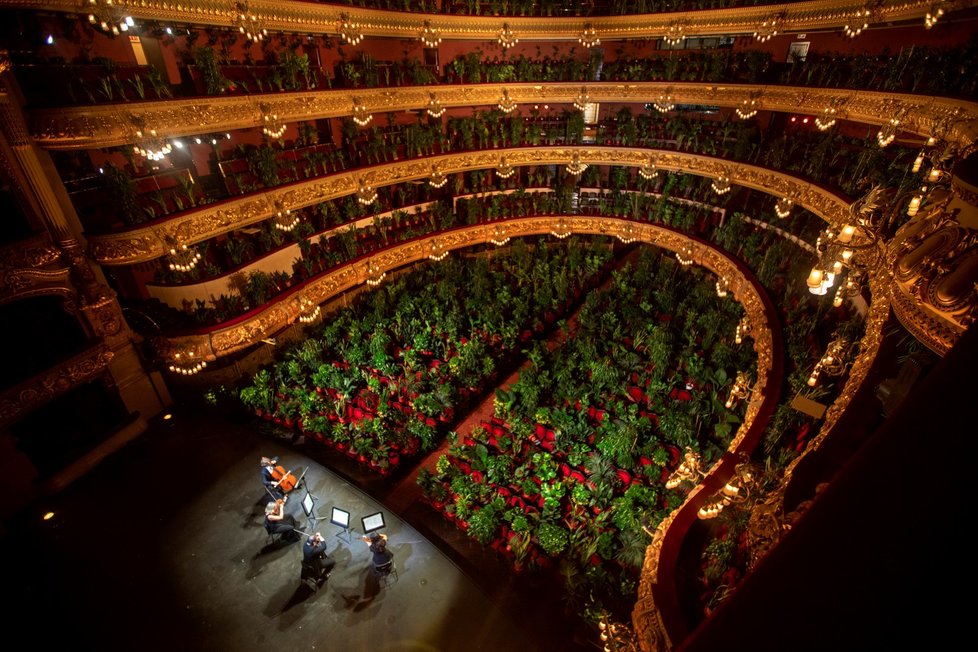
[536, 521, 569, 556]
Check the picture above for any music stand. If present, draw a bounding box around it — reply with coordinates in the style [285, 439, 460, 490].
[361, 511, 386, 535]
[300, 489, 322, 529]
[331, 507, 352, 544]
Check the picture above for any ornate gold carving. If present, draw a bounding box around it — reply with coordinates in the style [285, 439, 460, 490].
[15, 0, 970, 42]
[87, 147, 853, 265]
[0, 235, 72, 304]
[0, 342, 114, 428]
[31, 84, 978, 152]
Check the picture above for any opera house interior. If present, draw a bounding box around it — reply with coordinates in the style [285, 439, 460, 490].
[0, 1, 976, 650]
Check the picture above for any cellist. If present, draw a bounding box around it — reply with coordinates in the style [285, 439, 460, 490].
[260, 456, 286, 499]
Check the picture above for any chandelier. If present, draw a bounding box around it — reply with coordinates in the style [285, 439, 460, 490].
[876, 118, 899, 148]
[428, 166, 447, 189]
[357, 181, 378, 206]
[665, 447, 705, 489]
[419, 20, 442, 47]
[565, 152, 588, 176]
[426, 92, 445, 118]
[168, 351, 208, 376]
[715, 279, 729, 298]
[85, 0, 134, 35]
[753, 14, 782, 43]
[551, 218, 571, 239]
[724, 371, 754, 409]
[832, 267, 867, 307]
[663, 21, 686, 46]
[925, 3, 945, 28]
[652, 89, 675, 113]
[261, 112, 286, 140]
[497, 90, 517, 114]
[339, 13, 363, 46]
[428, 238, 449, 261]
[697, 453, 757, 519]
[235, 2, 267, 42]
[573, 87, 592, 112]
[775, 197, 794, 219]
[489, 225, 510, 247]
[133, 128, 172, 162]
[272, 205, 298, 232]
[735, 97, 759, 120]
[498, 23, 518, 50]
[815, 107, 837, 131]
[496, 156, 515, 179]
[167, 243, 202, 273]
[352, 99, 372, 127]
[711, 175, 732, 195]
[579, 24, 600, 48]
[639, 157, 658, 180]
[807, 335, 858, 386]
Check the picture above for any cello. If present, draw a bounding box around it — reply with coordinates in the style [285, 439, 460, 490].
[262, 457, 299, 494]
[270, 464, 299, 493]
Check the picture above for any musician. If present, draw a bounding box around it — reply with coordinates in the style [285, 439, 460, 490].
[302, 532, 335, 583]
[260, 456, 285, 499]
[264, 496, 300, 542]
[362, 532, 392, 567]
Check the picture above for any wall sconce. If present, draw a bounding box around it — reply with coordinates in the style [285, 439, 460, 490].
[86, 0, 134, 35]
[844, 6, 871, 37]
[573, 87, 592, 112]
[815, 106, 837, 131]
[234, 2, 267, 42]
[419, 20, 441, 47]
[598, 613, 639, 652]
[166, 243, 202, 273]
[489, 225, 510, 247]
[734, 315, 750, 344]
[775, 197, 794, 219]
[832, 268, 866, 307]
[339, 14, 363, 46]
[711, 176, 732, 195]
[675, 244, 695, 266]
[298, 297, 321, 324]
[715, 278, 729, 298]
[925, 3, 945, 28]
[876, 118, 899, 148]
[665, 447, 704, 490]
[428, 166, 447, 189]
[352, 98, 372, 127]
[365, 260, 386, 286]
[652, 89, 675, 113]
[565, 151, 588, 176]
[724, 371, 754, 409]
[168, 350, 208, 376]
[357, 181, 378, 206]
[807, 336, 858, 386]
[497, 23, 518, 50]
[753, 13, 781, 43]
[639, 157, 659, 180]
[663, 21, 686, 46]
[428, 238, 449, 261]
[496, 156, 515, 179]
[497, 90, 517, 114]
[697, 453, 757, 520]
[261, 105, 286, 140]
[579, 24, 600, 48]
[551, 218, 572, 239]
[616, 223, 637, 244]
[906, 195, 922, 217]
[735, 97, 760, 120]
[426, 92, 445, 118]
[272, 203, 298, 232]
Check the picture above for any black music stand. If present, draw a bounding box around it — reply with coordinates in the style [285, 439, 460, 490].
[331, 507, 353, 544]
[300, 488, 322, 529]
[361, 511, 386, 535]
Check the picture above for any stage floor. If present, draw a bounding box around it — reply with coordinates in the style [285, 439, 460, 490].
[2, 404, 582, 651]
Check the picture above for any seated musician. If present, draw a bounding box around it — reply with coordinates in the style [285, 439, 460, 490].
[260, 456, 285, 499]
[264, 496, 300, 542]
[302, 532, 336, 582]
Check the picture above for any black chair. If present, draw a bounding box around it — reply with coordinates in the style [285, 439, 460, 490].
[373, 558, 398, 588]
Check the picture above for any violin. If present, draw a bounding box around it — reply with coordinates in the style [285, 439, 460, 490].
[270, 464, 298, 493]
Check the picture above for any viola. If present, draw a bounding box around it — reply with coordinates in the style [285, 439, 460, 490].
[271, 465, 298, 493]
